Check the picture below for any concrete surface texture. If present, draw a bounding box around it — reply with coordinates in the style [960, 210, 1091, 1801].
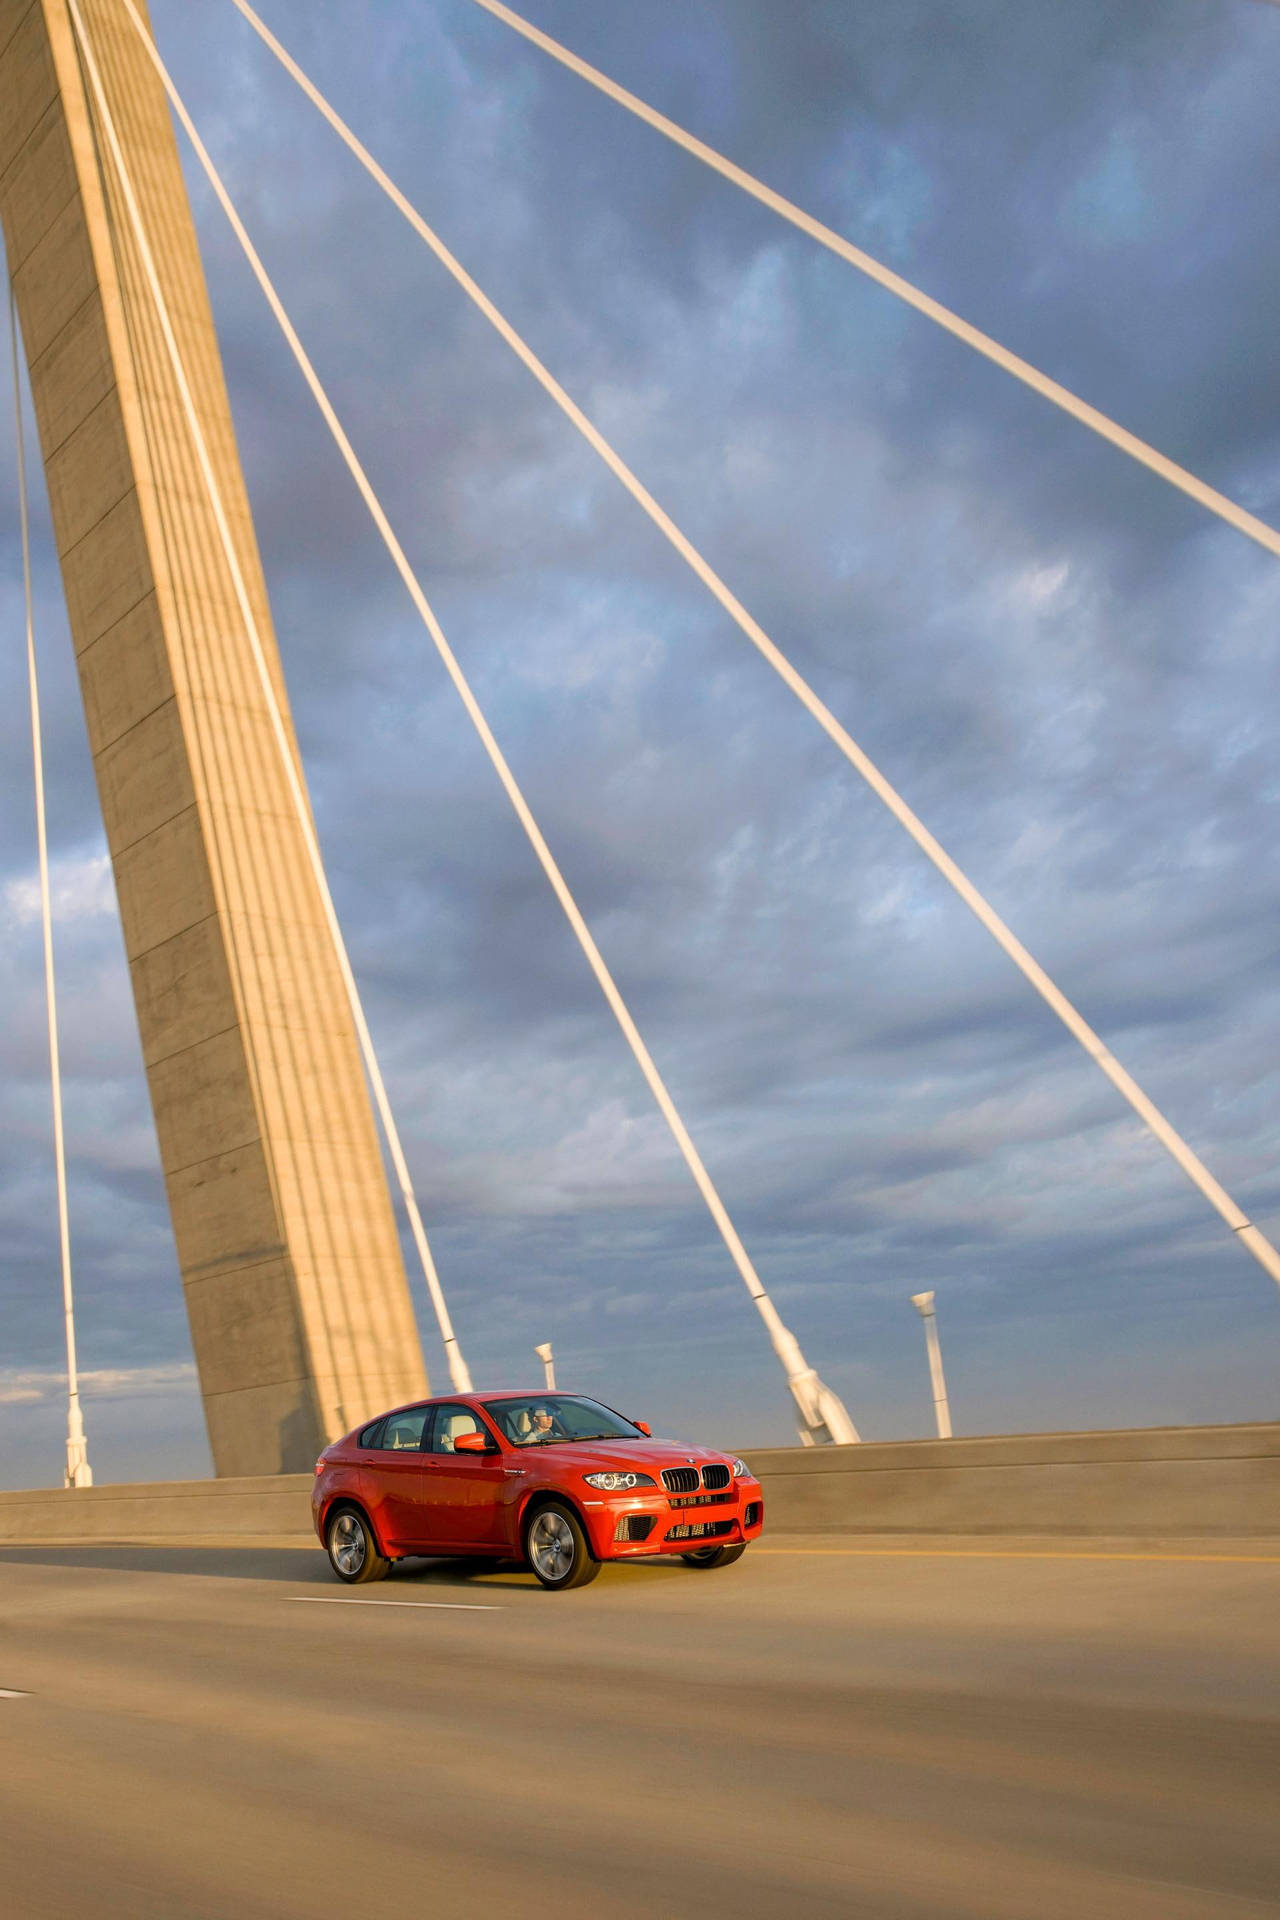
[746, 1419, 1280, 1535]
[0, 1538, 1277, 1918]
[0, 1471, 315, 1544]
[0, 0, 427, 1477]
[2, 1421, 1277, 1543]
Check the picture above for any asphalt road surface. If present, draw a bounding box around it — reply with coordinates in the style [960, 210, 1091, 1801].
[1, 1535, 1277, 1918]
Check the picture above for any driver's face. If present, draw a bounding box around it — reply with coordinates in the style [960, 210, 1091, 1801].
[531, 1409, 553, 1429]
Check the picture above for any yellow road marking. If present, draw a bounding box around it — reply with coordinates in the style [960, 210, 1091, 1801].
[756, 1546, 1280, 1564]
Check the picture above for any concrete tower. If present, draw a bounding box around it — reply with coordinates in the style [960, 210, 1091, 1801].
[0, 0, 429, 1473]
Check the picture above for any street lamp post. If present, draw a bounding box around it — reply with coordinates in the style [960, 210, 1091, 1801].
[533, 1342, 556, 1391]
[910, 1291, 952, 1439]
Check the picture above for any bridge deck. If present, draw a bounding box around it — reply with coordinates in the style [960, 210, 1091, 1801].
[1, 1539, 1276, 1917]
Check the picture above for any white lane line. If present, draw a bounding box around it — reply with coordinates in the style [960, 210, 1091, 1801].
[0, 1688, 30, 1698]
[290, 1597, 504, 1611]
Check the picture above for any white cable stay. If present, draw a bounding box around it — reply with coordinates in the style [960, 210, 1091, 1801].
[113, 0, 859, 1447]
[8, 284, 93, 1489]
[215, 0, 1280, 1300]
[65, 0, 474, 1397]
[463, 0, 1280, 567]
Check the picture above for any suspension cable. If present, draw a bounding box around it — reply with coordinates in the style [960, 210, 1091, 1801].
[64, 0, 474, 1394]
[8, 284, 93, 1489]
[113, 0, 860, 1444]
[216, 2, 1280, 1293]
[463, 0, 1280, 565]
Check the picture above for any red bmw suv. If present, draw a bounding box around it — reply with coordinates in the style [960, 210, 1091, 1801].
[312, 1390, 764, 1590]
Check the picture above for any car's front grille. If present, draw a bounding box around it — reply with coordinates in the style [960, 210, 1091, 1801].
[661, 1467, 700, 1494]
[701, 1464, 732, 1490]
[668, 1491, 732, 1509]
[665, 1519, 735, 1542]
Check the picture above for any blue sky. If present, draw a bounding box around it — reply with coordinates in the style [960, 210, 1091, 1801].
[2, 0, 1279, 1484]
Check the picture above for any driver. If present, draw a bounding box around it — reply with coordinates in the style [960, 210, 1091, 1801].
[524, 1402, 564, 1444]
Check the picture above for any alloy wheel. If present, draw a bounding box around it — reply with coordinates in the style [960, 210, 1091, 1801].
[331, 1510, 367, 1577]
[528, 1509, 575, 1582]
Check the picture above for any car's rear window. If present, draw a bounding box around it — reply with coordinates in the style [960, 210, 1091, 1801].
[381, 1408, 430, 1451]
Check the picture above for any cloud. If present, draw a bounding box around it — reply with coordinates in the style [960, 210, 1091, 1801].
[3, 852, 115, 928]
[2, 0, 1278, 1474]
[0, 1362, 197, 1406]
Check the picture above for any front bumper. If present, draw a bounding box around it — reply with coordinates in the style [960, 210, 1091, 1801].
[580, 1480, 764, 1560]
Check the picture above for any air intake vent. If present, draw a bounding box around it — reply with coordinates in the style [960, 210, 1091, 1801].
[613, 1514, 656, 1543]
[661, 1467, 700, 1494]
[701, 1464, 731, 1490]
[665, 1519, 735, 1542]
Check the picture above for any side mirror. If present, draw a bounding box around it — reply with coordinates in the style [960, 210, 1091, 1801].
[633, 1420, 651, 1437]
[453, 1431, 493, 1454]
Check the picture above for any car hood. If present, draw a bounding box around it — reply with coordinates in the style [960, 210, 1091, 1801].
[523, 1438, 732, 1476]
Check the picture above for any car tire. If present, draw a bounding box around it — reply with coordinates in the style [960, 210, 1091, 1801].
[326, 1505, 390, 1585]
[524, 1500, 601, 1590]
[680, 1543, 748, 1570]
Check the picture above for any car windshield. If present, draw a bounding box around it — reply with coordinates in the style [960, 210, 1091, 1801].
[482, 1395, 643, 1448]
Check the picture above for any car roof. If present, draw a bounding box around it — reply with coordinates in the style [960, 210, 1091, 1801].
[472, 1388, 577, 1400]
[368, 1387, 585, 1419]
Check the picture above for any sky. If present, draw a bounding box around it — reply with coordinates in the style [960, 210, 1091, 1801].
[2, 0, 1279, 1487]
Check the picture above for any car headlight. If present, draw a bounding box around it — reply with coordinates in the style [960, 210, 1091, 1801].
[582, 1471, 657, 1491]
[731, 1457, 752, 1478]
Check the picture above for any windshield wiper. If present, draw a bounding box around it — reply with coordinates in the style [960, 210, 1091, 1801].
[519, 1430, 634, 1445]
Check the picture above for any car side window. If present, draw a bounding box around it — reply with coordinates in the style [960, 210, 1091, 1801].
[358, 1419, 385, 1448]
[427, 1405, 490, 1454]
[380, 1408, 429, 1452]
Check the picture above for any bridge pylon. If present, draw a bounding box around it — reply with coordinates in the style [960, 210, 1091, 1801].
[0, 0, 428, 1473]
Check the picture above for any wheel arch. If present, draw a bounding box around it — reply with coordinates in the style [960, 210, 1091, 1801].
[321, 1493, 386, 1557]
[518, 1486, 594, 1549]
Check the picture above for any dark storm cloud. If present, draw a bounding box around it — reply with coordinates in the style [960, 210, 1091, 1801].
[2, 0, 1279, 1485]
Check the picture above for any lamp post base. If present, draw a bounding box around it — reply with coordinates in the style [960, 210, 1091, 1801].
[64, 1398, 93, 1489]
[789, 1369, 860, 1446]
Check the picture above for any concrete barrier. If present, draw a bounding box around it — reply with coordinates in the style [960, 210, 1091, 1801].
[0, 1421, 1276, 1545]
[742, 1420, 1280, 1537]
[0, 1473, 315, 1545]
